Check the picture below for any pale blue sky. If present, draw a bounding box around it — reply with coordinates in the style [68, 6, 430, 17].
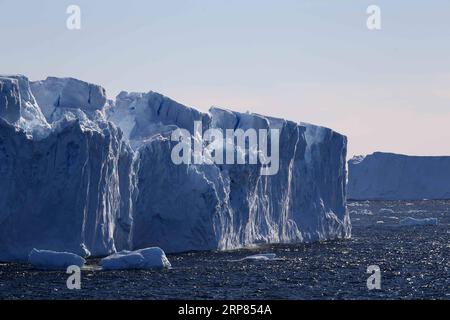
[1, 0, 449, 157]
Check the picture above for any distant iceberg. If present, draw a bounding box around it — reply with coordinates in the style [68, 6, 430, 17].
[348, 152, 450, 200]
[28, 249, 86, 270]
[100, 247, 171, 270]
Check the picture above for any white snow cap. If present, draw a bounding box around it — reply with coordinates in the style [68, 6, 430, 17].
[28, 249, 86, 270]
[100, 247, 171, 270]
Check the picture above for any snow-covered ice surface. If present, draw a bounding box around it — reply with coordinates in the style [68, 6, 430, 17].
[100, 247, 171, 270]
[0, 75, 350, 262]
[399, 217, 438, 227]
[28, 249, 85, 270]
[348, 152, 450, 200]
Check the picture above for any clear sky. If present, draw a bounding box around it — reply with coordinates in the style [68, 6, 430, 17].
[1, 0, 449, 157]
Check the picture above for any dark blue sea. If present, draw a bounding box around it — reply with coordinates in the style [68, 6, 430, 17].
[0, 200, 448, 300]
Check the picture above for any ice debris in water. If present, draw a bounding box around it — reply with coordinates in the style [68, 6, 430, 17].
[399, 217, 438, 227]
[229, 253, 281, 262]
[28, 249, 86, 270]
[100, 247, 171, 270]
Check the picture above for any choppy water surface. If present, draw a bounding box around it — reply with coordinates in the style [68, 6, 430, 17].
[0, 200, 449, 299]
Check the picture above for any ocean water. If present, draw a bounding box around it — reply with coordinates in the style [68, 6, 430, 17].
[0, 200, 449, 300]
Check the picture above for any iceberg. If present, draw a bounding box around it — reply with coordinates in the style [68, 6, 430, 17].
[100, 247, 171, 270]
[348, 152, 450, 200]
[28, 249, 86, 270]
[399, 217, 438, 227]
[130, 103, 350, 252]
[0, 74, 350, 262]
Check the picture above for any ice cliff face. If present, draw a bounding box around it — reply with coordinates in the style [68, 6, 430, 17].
[0, 75, 350, 261]
[348, 152, 450, 200]
[0, 76, 134, 261]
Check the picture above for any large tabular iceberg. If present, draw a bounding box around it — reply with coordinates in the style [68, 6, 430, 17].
[348, 152, 450, 200]
[0, 75, 350, 262]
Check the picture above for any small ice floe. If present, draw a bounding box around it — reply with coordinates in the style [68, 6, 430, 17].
[243, 254, 277, 261]
[100, 247, 171, 270]
[376, 221, 385, 224]
[229, 253, 281, 262]
[379, 208, 395, 214]
[28, 249, 86, 270]
[399, 217, 438, 227]
[407, 210, 427, 214]
[347, 201, 370, 208]
[350, 209, 373, 215]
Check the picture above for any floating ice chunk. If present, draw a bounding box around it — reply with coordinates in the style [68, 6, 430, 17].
[228, 253, 279, 262]
[350, 209, 373, 216]
[379, 208, 395, 214]
[100, 247, 171, 270]
[28, 249, 86, 270]
[399, 217, 438, 227]
[407, 210, 427, 214]
[243, 253, 277, 260]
